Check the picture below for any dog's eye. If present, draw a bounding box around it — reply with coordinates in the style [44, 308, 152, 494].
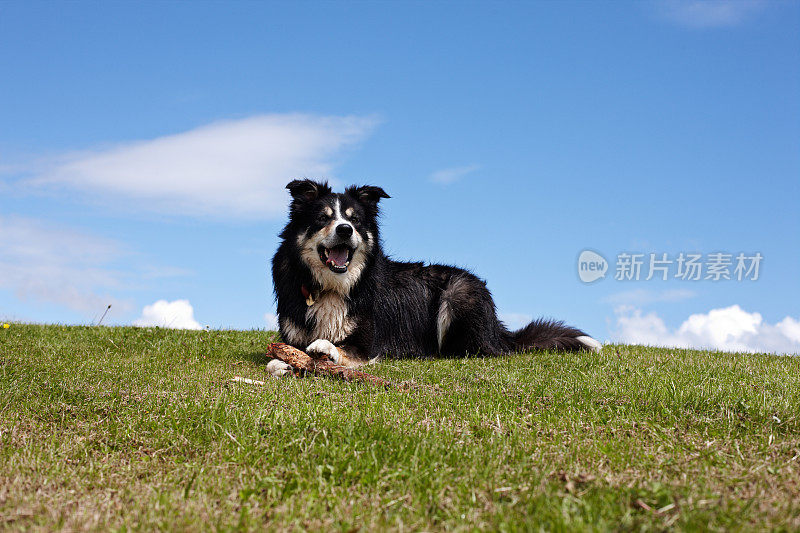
[316, 214, 329, 224]
[349, 214, 360, 224]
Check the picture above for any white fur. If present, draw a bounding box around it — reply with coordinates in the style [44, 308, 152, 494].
[577, 335, 603, 353]
[306, 339, 341, 363]
[280, 317, 310, 346]
[280, 293, 355, 348]
[436, 301, 452, 351]
[306, 292, 355, 344]
[267, 359, 292, 377]
[333, 200, 342, 220]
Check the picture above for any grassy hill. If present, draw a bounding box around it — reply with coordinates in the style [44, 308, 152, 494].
[1, 324, 798, 531]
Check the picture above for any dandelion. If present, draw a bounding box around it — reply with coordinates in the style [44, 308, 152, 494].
[2, 323, 9, 329]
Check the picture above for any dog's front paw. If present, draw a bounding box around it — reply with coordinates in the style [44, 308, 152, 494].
[306, 339, 341, 363]
[267, 359, 292, 377]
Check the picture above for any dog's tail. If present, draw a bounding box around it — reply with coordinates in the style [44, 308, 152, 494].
[509, 318, 602, 353]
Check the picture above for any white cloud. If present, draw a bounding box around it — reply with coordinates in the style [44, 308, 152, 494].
[776, 316, 800, 345]
[133, 299, 202, 330]
[500, 312, 533, 330]
[655, 0, 766, 29]
[19, 113, 378, 219]
[429, 165, 479, 185]
[0, 216, 132, 315]
[264, 312, 279, 330]
[613, 304, 800, 355]
[604, 288, 696, 306]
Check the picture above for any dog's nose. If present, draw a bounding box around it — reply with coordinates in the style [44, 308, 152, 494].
[336, 224, 353, 238]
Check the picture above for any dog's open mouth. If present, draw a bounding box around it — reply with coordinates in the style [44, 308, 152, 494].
[318, 244, 354, 273]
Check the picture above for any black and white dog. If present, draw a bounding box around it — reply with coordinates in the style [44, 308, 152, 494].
[268, 179, 601, 376]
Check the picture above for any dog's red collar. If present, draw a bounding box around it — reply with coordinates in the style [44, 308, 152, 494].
[301, 285, 316, 306]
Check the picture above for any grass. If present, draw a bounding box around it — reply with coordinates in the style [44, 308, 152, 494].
[1, 324, 799, 531]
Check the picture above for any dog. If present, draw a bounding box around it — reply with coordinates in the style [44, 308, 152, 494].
[267, 179, 601, 377]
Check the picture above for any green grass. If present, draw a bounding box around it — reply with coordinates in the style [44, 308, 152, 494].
[1, 324, 799, 531]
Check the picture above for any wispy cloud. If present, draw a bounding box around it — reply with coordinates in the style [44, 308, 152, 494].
[0, 216, 190, 319]
[604, 288, 696, 306]
[655, 0, 767, 29]
[133, 299, 202, 330]
[612, 304, 800, 355]
[429, 165, 479, 185]
[0, 216, 132, 315]
[12, 114, 378, 220]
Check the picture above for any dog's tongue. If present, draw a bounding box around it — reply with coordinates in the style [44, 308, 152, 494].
[326, 246, 349, 267]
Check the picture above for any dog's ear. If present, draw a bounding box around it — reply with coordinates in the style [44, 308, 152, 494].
[286, 179, 332, 202]
[347, 185, 390, 206]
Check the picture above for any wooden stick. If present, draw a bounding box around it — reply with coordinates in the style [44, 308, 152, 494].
[229, 376, 266, 386]
[266, 342, 397, 388]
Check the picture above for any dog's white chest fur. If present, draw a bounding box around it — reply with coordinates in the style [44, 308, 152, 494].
[305, 292, 355, 344]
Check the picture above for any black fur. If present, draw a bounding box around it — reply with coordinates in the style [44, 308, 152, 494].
[272, 179, 597, 361]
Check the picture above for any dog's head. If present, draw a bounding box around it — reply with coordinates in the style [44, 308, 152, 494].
[282, 179, 389, 293]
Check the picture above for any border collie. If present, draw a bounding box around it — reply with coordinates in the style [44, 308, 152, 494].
[267, 179, 601, 376]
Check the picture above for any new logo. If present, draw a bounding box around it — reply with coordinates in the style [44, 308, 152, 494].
[578, 250, 608, 283]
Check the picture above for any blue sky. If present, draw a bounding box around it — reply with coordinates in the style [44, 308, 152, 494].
[1, 1, 798, 353]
